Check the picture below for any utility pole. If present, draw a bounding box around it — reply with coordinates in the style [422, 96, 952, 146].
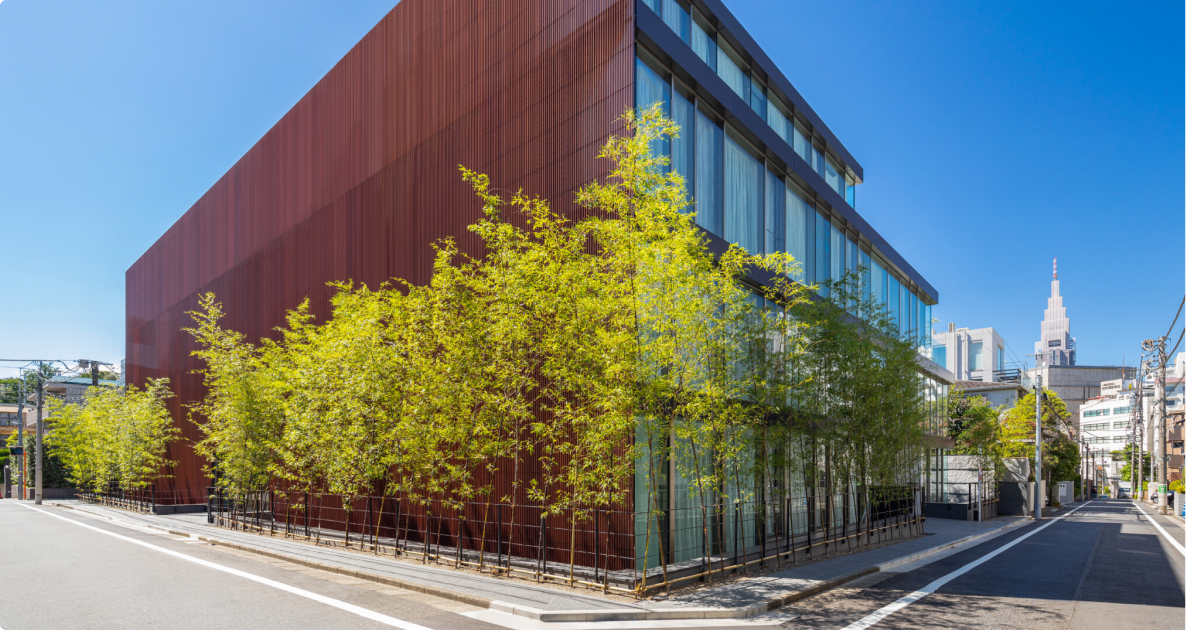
[1035, 375, 1043, 519]
[35, 363, 44, 505]
[1142, 336, 1172, 515]
[15, 376, 25, 499]
[1132, 365, 1142, 501]
[1157, 343, 1169, 515]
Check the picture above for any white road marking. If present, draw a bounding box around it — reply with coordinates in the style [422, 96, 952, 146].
[837, 502, 1092, 630]
[1131, 501, 1186, 557]
[16, 503, 434, 630]
[460, 608, 791, 629]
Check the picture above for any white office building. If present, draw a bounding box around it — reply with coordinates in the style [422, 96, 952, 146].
[931, 324, 1010, 383]
[1078, 385, 1137, 484]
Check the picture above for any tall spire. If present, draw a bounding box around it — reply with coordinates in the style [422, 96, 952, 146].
[1036, 258, 1075, 367]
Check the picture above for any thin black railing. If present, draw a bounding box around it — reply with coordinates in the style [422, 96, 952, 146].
[205, 485, 923, 595]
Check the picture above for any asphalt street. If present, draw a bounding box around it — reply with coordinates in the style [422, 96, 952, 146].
[777, 499, 1185, 630]
[0, 499, 1186, 630]
[0, 501, 505, 630]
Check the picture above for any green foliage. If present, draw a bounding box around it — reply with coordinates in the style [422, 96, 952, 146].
[999, 388, 1077, 485]
[13, 433, 72, 488]
[1112, 444, 1151, 482]
[44, 379, 178, 492]
[184, 107, 937, 575]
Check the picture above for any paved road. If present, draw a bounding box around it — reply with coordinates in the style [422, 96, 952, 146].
[777, 500, 1185, 630]
[0, 501, 504, 630]
[0, 499, 1185, 630]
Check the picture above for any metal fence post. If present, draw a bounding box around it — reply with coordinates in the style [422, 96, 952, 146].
[594, 507, 600, 583]
[539, 515, 547, 582]
[733, 501, 741, 573]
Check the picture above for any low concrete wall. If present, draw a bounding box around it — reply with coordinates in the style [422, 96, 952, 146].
[153, 503, 207, 515]
[26, 488, 78, 500]
[923, 502, 969, 520]
[999, 482, 1031, 516]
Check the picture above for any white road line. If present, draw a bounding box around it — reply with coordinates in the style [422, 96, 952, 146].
[1131, 501, 1186, 557]
[838, 502, 1092, 630]
[16, 503, 433, 630]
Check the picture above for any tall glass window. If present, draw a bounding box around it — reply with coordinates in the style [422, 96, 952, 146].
[814, 149, 825, 183]
[794, 122, 812, 165]
[671, 84, 694, 206]
[919, 300, 928, 346]
[870, 255, 885, 309]
[932, 343, 946, 368]
[968, 341, 983, 371]
[750, 76, 767, 118]
[662, 0, 690, 44]
[900, 284, 911, 336]
[724, 133, 764, 254]
[636, 58, 671, 160]
[766, 99, 790, 144]
[717, 43, 749, 101]
[816, 212, 830, 295]
[888, 273, 900, 327]
[690, 13, 717, 69]
[766, 171, 785, 254]
[846, 182, 855, 208]
[805, 200, 816, 286]
[695, 108, 723, 236]
[785, 187, 808, 282]
[640, 0, 662, 14]
[831, 224, 845, 285]
[910, 292, 918, 341]
[825, 157, 845, 197]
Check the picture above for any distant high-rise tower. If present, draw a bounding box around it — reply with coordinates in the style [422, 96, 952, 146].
[1035, 258, 1076, 367]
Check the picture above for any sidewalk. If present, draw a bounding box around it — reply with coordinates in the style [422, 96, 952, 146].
[48, 500, 1030, 622]
[637, 515, 1029, 619]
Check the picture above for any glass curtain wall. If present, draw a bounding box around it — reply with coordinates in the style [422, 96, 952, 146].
[785, 187, 808, 282]
[766, 171, 785, 255]
[724, 132, 764, 254]
[640, 0, 858, 206]
[695, 108, 723, 236]
[636, 57, 671, 161]
[672, 84, 695, 205]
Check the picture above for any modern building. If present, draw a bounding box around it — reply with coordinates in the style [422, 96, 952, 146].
[1026, 364, 1137, 428]
[932, 324, 1013, 383]
[1034, 258, 1076, 368]
[127, 0, 949, 563]
[952, 380, 1028, 409]
[1078, 386, 1138, 483]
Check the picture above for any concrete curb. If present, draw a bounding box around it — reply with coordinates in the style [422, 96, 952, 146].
[49, 501, 1031, 623]
[875, 518, 1031, 572]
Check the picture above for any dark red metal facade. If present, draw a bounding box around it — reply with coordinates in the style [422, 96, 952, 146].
[126, 0, 635, 494]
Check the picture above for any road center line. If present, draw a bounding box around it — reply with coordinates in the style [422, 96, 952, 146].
[838, 502, 1092, 630]
[15, 503, 433, 630]
[1131, 500, 1186, 557]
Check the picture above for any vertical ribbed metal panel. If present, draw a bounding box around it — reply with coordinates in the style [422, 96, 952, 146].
[126, 0, 636, 548]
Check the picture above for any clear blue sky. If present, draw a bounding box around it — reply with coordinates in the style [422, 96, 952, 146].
[0, 0, 1183, 378]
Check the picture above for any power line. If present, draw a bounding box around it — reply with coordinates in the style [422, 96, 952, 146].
[1163, 296, 1186, 343]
